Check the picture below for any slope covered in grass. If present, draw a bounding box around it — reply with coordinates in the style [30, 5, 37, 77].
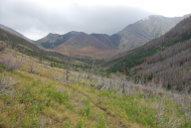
[0, 50, 191, 128]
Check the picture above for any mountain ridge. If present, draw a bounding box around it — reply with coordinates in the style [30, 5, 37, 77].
[36, 15, 185, 58]
[36, 31, 121, 58]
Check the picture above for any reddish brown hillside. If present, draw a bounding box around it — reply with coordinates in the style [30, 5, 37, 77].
[52, 32, 120, 58]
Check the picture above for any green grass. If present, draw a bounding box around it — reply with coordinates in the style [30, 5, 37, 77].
[0, 58, 190, 128]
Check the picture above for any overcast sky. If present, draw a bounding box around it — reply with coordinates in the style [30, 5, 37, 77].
[0, 0, 191, 40]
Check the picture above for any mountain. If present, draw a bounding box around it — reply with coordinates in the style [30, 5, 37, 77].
[35, 32, 75, 48]
[36, 31, 121, 58]
[36, 15, 184, 58]
[0, 24, 32, 43]
[105, 16, 191, 91]
[116, 15, 184, 49]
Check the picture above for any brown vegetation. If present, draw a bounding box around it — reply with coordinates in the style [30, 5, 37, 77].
[54, 45, 121, 58]
[0, 73, 17, 89]
[0, 53, 23, 71]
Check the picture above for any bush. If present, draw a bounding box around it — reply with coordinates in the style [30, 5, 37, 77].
[0, 53, 23, 71]
[28, 62, 37, 74]
[0, 74, 17, 89]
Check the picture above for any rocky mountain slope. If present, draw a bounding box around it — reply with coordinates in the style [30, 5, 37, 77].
[116, 15, 184, 49]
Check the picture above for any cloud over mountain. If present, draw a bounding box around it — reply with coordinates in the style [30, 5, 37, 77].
[0, 0, 150, 40]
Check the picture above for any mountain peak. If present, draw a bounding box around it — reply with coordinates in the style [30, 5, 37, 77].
[47, 33, 60, 37]
[67, 31, 87, 36]
[117, 15, 184, 49]
[149, 15, 165, 18]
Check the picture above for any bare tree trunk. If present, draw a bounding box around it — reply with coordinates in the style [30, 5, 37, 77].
[28, 61, 36, 74]
[64, 47, 71, 82]
[65, 69, 69, 81]
[156, 98, 162, 126]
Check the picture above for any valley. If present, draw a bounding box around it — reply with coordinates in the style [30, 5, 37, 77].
[0, 9, 191, 128]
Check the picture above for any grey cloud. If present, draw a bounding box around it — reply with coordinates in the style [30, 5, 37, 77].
[0, 0, 151, 40]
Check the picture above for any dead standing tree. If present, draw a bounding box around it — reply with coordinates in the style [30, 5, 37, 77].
[64, 47, 71, 82]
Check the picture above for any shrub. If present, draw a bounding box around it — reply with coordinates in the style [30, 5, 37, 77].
[0, 74, 17, 89]
[76, 120, 85, 128]
[28, 62, 37, 74]
[0, 53, 23, 71]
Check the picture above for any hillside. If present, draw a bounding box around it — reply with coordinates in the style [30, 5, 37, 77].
[53, 32, 121, 58]
[105, 16, 191, 91]
[0, 47, 191, 128]
[116, 15, 184, 49]
[0, 24, 32, 43]
[0, 27, 94, 71]
[36, 32, 76, 49]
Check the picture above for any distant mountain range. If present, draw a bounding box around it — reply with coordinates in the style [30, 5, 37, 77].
[0, 14, 188, 58]
[36, 15, 185, 58]
[36, 31, 121, 58]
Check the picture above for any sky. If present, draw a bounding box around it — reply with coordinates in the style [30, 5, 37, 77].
[0, 0, 191, 40]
